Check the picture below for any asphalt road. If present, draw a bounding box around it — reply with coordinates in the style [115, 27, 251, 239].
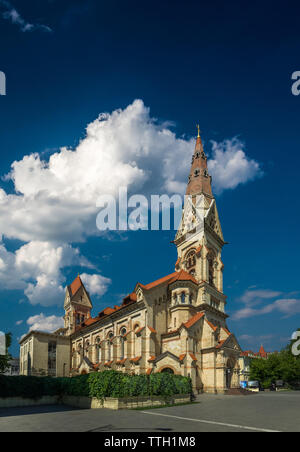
[0, 391, 299, 432]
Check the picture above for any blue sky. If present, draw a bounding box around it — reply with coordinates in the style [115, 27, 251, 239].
[0, 0, 299, 356]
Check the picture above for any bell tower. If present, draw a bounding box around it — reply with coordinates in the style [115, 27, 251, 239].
[174, 127, 228, 326]
[64, 275, 93, 336]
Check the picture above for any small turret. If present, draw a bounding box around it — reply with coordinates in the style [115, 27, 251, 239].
[64, 275, 93, 336]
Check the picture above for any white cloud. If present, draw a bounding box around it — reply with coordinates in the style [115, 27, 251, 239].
[208, 138, 263, 194]
[26, 313, 64, 333]
[80, 273, 111, 297]
[232, 288, 300, 320]
[16, 320, 23, 326]
[0, 240, 104, 306]
[0, 100, 261, 245]
[0, 1, 52, 33]
[0, 100, 261, 307]
[240, 289, 282, 306]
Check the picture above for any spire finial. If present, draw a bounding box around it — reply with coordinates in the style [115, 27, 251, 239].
[196, 124, 201, 138]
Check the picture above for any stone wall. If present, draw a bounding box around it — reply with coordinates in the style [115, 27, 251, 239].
[0, 394, 190, 410]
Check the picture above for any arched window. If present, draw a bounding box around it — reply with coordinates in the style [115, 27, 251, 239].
[78, 344, 83, 361]
[107, 340, 112, 361]
[194, 168, 200, 177]
[181, 292, 186, 304]
[186, 249, 196, 270]
[85, 340, 92, 360]
[120, 337, 125, 360]
[95, 337, 101, 363]
[120, 327, 127, 336]
[207, 250, 216, 287]
[119, 327, 127, 360]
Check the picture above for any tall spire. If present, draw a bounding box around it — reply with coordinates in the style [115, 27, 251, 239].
[186, 126, 213, 198]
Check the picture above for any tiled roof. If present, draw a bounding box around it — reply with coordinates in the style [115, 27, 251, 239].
[168, 269, 198, 285]
[259, 345, 267, 358]
[175, 258, 181, 267]
[130, 356, 142, 363]
[222, 327, 231, 336]
[216, 340, 226, 349]
[139, 272, 178, 290]
[148, 355, 156, 362]
[122, 292, 137, 306]
[189, 353, 197, 361]
[205, 319, 218, 331]
[148, 326, 157, 334]
[183, 312, 204, 329]
[162, 329, 179, 336]
[240, 351, 251, 357]
[179, 353, 186, 362]
[83, 317, 98, 327]
[116, 358, 127, 365]
[135, 327, 145, 334]
[195, 246, 202, 256]
[70, 275, 83, 296]
[138, 269, 198, 291]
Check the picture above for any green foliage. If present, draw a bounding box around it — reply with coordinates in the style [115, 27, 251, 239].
[250, 334, 300, 389]
[0, 333, 12, 374]
[0, 375, 61, 399]
[68, 371, 192, 401]
[0, 371, 192, 401]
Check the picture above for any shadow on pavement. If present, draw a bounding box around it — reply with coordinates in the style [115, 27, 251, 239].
[0, 404, 80, 418]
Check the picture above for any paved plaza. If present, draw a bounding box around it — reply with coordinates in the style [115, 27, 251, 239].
[0, 391, 299, 433]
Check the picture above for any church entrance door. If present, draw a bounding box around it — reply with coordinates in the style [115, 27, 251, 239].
[161, 367, 174, 374]
[225, 359, 235, 389]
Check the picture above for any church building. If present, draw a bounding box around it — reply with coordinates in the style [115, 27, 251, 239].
[20, 129, 242, 393]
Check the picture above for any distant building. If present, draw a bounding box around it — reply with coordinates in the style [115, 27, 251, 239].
[4, 358, 20, 376]
[239, 345, 269, 381]
[19, 330, 70, 377]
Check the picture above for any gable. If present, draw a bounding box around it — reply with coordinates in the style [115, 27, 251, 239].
[205, 200, 224, 241]
[217, 334, 241, 352]
[154, 351, 181, 364]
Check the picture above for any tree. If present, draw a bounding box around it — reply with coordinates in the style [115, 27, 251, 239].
[0, 333, 12, 374]
[250, 331, 300, 389]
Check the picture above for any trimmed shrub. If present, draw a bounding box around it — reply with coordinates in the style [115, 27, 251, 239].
[0, 371, 192, 401]
[0, 375, 61, 400]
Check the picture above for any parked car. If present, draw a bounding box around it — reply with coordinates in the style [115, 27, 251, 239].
[248, 380, 264, 392]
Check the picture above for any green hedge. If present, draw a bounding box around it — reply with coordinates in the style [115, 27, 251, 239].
[0, 375, 61, 399]
[0, 371, 192, 401]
